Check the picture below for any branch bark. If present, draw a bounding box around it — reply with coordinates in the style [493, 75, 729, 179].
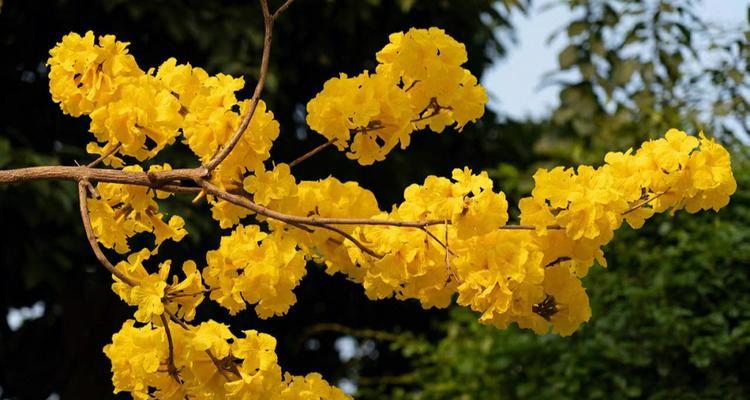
[77, 180, 136, 286]
[202, 0, 275, 172]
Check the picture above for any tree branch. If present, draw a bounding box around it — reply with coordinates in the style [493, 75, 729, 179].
[77, 180, 136, 286]
[87, 143, 122, 168]
[272, 0, 295, 19]
[202, 0, 276, 172]
[0, 165, 205, 186]
[159, 313, 182, 383]
[623, 190, 670, 215]
[2, 165, 559, 231]
[314, 223, 384, 259]
[289, 138, 337, 168]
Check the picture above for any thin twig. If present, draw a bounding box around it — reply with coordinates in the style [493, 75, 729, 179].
[159, 314, 182, 383]
[443, 219, 459, 284]
[545, 257, 571, 268]
[420, 226, 456, 256]
[164, 308, 189, 329]
[623, 190, 670, 215]
[305, 322, 406, 342]
[315, 223, 384, 259]
[159, 184, 204, 194]
[203, 0, 275, 172]
[272, 0, 295, 19]
[85, 180, 100, 199]
[77, 180, 136, 286]
[289, 138, 337, 168]
[87, 143, 122, 168]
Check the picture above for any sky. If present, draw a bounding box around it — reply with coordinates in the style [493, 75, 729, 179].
[482, 0, 750, 119]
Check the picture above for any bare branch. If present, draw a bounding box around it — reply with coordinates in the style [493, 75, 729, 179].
[420, 226, 456, 256]
[2, 165, 559, 231]
[87, 143, 122, 168]
[314, 223, 384, 259]
[0, 165, 205, 186]
[545, 256, 571, 268]
[203, 0, 276, 172]
[159, 314, 182, 384]
[289, 138, 337, 168]
[623, 190, 670, 215]
[272, 0, 295, 19]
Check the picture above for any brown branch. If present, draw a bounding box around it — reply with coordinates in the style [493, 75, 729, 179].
[315, 223, 384, 259]
[87, 143, 122, 168]
[623, 190, 670, 215]
[0, 165, 205, 186]
[164, 308, 189, 329]
[158, 184, 204, 194]
[77, 180, 136, 286]
[203, 0, 276, 172]
[289, 138, 337, 168]
[84, 180, 100, 199]
[165, 290, 212, 299]
[2, 165, 558, 231]
[199, 178, 556, 231]
[545, 257, 571, 268]
[420, 226, 456, 256]
[272, 0, 295, 19]
[159, 313, 182, 384]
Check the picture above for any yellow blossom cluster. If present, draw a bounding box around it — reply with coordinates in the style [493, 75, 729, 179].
[88, 164, 187, 254]
[196, 130, 735, 337]
[155, 59, 280, 227]
[242, 130, 732, 336]
[306, 27, 488, 165]
[105, 320, 349, 399]
[48, 32, 280, 228]
[111, 248, 205, 323]
[202, 225, 307, 318]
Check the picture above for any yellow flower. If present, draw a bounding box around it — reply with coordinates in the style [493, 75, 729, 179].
[191, 321, 235, 359]
[48, 31, 142, 116]
[130, 261, 170, 322]
[243, 163, 297, 206]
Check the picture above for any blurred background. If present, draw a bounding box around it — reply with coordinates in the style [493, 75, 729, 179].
[1, 0, 749, 398]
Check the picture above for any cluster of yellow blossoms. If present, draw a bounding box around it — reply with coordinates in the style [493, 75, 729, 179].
[105, 320, 349, 399]
[48, 31, 280, 229]
[88, 164, 186, 254]
[207, 129, 735, 338]
[307, 27, 488, 165]
[48, 28, 736, 398]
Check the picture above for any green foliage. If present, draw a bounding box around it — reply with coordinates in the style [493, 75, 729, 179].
[545, 0, 750, 164]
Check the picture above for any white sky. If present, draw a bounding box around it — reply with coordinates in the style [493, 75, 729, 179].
[482, 0, 750, 119]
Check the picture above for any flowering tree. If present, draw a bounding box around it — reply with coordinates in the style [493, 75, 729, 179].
[0, 1, 737, 398]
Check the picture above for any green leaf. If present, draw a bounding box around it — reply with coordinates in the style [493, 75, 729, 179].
[567, 20, 588, 37]
[558, 45, 579, 69]
[612, 59, 638, 85]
